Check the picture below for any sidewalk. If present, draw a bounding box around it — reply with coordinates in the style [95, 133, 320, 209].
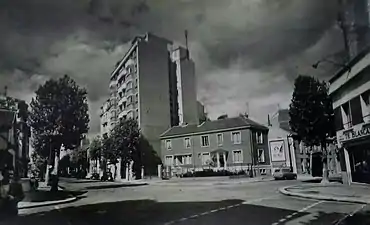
[18, 185, 82, 210]
[279, 183, 370, 204]
[58, 178, 148, 191]
[148, 176, 274, 186]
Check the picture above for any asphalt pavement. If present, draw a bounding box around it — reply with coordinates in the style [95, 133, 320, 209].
[1, 179, 367, 225]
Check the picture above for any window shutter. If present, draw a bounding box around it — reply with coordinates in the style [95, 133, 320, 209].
[334, 107, 343, 131]
[350, 97, 363, 125]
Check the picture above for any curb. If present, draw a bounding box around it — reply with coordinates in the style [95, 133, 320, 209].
[18, 196, 78, 209]
[279, 186, 370, 204]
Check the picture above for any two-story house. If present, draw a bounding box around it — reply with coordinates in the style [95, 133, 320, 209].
[160, 115, 270, 176]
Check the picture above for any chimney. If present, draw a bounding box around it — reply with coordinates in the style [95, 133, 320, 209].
[268, 114, 271, 126]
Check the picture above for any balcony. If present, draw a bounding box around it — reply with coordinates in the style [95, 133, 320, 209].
[118, 82, 127, 93]
[125, 58, 135, 67]
[109, 80, 117, 89]
[118, 109, 128, 119]
[126, 88, 134, 97]
[118, 96, 127, 106]
[126, 74, 134, 82]
[117, 69, 128, 82]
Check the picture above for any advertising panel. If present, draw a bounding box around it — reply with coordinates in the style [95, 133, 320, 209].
[269, 140, 286, 162]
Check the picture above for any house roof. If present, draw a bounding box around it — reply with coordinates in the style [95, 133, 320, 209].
[160, 116, 268, 138]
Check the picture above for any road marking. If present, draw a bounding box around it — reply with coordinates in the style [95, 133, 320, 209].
[271, 200, 325, 225]
[163, 196, 276, 225]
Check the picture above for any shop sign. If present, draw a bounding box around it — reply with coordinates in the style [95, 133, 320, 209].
[342, 126, 370, 141]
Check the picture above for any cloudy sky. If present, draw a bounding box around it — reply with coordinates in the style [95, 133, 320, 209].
[0, 0, 346, 136]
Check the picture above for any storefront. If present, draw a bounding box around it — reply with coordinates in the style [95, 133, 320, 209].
[338, 123, 370, 184]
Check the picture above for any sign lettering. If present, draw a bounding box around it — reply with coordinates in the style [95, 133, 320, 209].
[342, 126, 370, 141]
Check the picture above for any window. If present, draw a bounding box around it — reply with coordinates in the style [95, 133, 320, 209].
[258, 149, 265, 163]
[231, 131, 241, 144]
[174, 154, 192, 165]
[165, 140, 172, 150]
[232, 150, 243, 163]
[341, 102, 352, 129]
[200, 153, 211, 165]
[256, 132, 263, 144]
[361, 91, 370, 122]
[334, 107, 344, 131]
[217, 133, 223, 146]
[201, 135, 209, 147]
[135, 93, 138, 103]
[350, 97, 363, 125]
[165, 155, 174, 166]
[184, 137, 191, 149]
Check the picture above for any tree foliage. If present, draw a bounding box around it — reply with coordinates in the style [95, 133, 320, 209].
[89, 136, 102, 161]
[29, 75, 90, 158]
[289, 75, 335, 147]
[109, 118, 140, 165]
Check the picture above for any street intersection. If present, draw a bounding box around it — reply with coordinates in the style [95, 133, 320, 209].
[3, 179, 367, 225]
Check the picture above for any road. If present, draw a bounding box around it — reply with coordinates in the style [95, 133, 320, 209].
[1, 179, 367, 225]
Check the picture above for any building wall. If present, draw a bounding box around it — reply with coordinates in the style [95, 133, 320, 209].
[179, 59, 198, 125]
[161, 127, 270, 174]
[168, 45, 198, 125]
[197, 101, 206, 122]
[138, 34, 172, 156]
[330, 52, 370, 185]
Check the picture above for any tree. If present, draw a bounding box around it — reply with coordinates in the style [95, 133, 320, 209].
[29, 75, 89, 190]
[89, 136, 102, 173]
[108, 118, 140, 179]
[289, 75, 335, 183]
[70, 146, 88, 178]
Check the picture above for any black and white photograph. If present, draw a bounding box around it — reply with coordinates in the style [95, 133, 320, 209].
[0, 0, 370, 224]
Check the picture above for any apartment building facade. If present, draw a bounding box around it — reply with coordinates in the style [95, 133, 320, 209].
[101, 33, 198, 158]
[330, 47, 370, 185]
[160, 116, 271, 176]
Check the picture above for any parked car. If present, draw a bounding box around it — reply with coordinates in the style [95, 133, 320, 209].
[273, 168, 297, 180]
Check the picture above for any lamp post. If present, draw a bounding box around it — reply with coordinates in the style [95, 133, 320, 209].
[312, 59, 347, 69]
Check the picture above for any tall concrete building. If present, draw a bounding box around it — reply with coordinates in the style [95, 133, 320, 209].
[101, 33, 198, 157]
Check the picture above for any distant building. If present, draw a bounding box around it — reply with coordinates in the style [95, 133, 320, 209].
[267, 109, 340, 176]
[329, 46, 370, 185]
[100, 99, 115, 138]
[0, 95, 31, 178]
[197, 101, 206, 123]
[160, 115, 271, 176]
[101, 32, 198, 157]
[267, 109, 299, 174]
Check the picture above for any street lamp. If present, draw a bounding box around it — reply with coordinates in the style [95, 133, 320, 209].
[312, 59, 347, 69]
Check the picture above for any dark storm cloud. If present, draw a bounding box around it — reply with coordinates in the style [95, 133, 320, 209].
[0, 0, 344, 133]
